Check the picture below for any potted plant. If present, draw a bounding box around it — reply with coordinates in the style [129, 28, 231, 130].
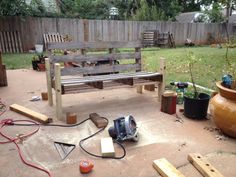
[210, 41, 236, 137]
[32, 54, 47, 71]
[183, 52, 210, 119]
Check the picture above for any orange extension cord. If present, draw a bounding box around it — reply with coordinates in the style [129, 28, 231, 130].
[0, 99, 52, 177]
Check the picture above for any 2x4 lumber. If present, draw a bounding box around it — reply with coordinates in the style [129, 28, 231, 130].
[188, 153, 225, 177]
[47, 41, 141, 50]
[101, 137, 115, 157]
[45, 58, 53, 106]
[153, 158, 186, 177]
[55, 63, 63, 121]
[10, 104, 49, 123]
[137, 85, 143, 94]
[158, 57, 165, 102]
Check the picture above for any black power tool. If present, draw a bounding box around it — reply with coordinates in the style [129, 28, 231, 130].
[108, 115, 139, 142]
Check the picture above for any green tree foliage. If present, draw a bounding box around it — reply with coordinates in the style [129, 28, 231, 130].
[131, 0, 165, 21]
[177, 0, 212, 12]
[205, 2, 225, 23]
[0, 0, 30, 16]
[30, 0, 47, 16]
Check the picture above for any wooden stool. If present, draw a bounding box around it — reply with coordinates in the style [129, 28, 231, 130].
[161, 91, 177, 115]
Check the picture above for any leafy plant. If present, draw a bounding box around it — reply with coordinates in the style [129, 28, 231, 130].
[32, 54, 46, 63]
[186, 51, 201, 99]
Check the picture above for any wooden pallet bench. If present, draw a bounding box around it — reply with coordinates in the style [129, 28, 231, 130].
[46, 41, 165, 121]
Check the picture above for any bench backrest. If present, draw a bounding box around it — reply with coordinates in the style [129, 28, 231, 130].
[44, 33, 65, 50]
[48, 41, 142, 76]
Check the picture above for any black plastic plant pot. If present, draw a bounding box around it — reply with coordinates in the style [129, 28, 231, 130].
[32, 60, 39, 70]
[184, 93, 210, 119]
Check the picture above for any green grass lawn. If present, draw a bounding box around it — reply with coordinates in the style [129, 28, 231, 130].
[2, 53, 35, 69]
[2, 46, 236, 89]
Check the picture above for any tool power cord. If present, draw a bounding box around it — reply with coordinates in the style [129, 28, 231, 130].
[13, 117, 126, 159]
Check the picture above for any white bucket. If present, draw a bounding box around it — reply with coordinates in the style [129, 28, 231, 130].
[35, 44, 43, 53]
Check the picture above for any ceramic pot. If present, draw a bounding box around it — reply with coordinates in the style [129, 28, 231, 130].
[37, 63, 45, 71]
[210, 81, 236, 138]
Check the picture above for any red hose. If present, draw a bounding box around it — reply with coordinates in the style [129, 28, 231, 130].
[0, 119, 52, 177]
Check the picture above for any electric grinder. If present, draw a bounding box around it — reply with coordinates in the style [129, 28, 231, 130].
[108, 115, 139, 142]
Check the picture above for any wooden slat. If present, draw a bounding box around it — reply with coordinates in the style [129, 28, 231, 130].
[11, 31, 16, 53]
[6, 31, 12, 53]
[61, 64, 141, 76]
[48, 41, 142, 50]
[3, 32, 8, 53]
[13, 31, 19, 53]
[10, 104, 49, 123]
[0, 32, 4, 52]
[61, 72, 162, 84]
[17, 31, 23, 52]
[153, 158, 186, 177]
[188, 153, 225, 177]
[51, 52, 140, 63]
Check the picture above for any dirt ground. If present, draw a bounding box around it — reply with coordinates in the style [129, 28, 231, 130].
[0, 69, 236, 177]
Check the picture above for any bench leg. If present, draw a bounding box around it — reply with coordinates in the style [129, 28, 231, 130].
[158, 57, 166, 102]
[137, 85, 143, 94]
[45, 58, 53, 106]
[158, 82, 164, 102]
[55, 63, 63, 121]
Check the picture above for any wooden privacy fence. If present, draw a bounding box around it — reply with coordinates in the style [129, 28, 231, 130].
[0, 16, 235, 52]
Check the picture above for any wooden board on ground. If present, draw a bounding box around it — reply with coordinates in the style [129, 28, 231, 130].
[188, 153, 225, 177]
[153, 158, 186, 177]
[89, 113, 108, 128]
[101, 137, 115, 157]
[10, 104, 50, 123]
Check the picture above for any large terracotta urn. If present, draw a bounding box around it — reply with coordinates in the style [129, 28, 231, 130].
[210, 81, 236, 138]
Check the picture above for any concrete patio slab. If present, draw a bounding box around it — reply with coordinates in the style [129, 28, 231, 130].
[0, 69, 235, 177]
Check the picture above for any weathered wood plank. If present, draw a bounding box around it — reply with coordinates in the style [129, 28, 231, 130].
[51, 52, 140, 63]
[188, 153, 225, 177]
[61, 72, 162, 84]
[48, 41, 142, 50]
[61, 64, 141, 76]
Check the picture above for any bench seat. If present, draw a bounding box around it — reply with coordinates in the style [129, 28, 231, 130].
[59, 72, 162, 94]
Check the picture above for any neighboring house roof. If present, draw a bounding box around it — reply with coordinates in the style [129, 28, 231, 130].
[176, 12, 208, 23]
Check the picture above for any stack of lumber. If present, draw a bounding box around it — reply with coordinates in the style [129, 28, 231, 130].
[0, 31, 23, 53]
